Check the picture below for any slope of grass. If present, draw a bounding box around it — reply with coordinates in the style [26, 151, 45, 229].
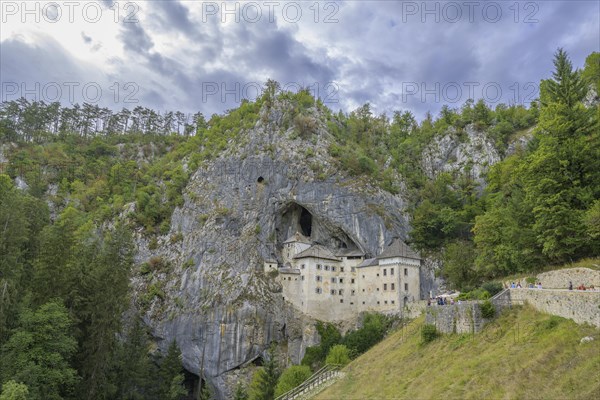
[315, 306, 600, 400]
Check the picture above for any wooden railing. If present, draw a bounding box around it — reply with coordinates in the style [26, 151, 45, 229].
[274, 364, 342, 400]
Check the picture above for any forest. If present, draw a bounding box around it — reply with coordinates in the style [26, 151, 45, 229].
[0, 49, 598, 399]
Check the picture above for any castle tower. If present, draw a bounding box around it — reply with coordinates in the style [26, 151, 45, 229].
[282, 232, 311, 265]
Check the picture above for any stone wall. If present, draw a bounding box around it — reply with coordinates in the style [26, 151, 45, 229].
[425, 302, 488, 334]
[509, 288, 600, 327]
[535, 268, 600, 289]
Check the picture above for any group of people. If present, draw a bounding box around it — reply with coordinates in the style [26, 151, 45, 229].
[568, 281, 597, 291]
[506, 281, 543, 289]
[427, 296, 459, 306]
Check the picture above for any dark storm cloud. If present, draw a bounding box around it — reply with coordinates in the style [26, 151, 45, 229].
[119, 22, 154, 53]
[153, 1, 198, 36]
[1, 0, 598, 120]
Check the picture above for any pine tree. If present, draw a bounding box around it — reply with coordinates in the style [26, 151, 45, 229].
[542, 48, 588, 109]
[249, 345, 281, 400]
[158, 340, 186, 400]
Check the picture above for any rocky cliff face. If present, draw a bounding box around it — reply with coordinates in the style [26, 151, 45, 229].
[131, 102, 423, 398]
[421, 125, 501, 187]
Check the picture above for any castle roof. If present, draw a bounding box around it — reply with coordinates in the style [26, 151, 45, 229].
[357, 258, 379, 268]
[377, 238, 421, 260]
[293, 245, 341, 261]
[335, 248, 365, 257]
[283, 231, 311, 244]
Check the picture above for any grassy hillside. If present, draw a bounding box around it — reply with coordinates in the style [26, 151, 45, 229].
[316, 306, 600, 400]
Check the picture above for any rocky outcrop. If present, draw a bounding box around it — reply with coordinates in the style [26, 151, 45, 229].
[421, 125, 500, 187]
[131, 102, 419, 398]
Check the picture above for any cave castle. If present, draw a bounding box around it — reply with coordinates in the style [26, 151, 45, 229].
[264, 232, 422, 322]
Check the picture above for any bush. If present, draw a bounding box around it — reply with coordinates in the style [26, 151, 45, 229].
[480, 300, 496, 319]
[421, 324, 438, 344]
[274, 365, 312, 397]
[481, 281, 503, 297]
[325, 344, 350, 366]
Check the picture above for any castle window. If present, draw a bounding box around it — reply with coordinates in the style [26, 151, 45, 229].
[331, 277, 337, 283]
[405, 283, 408, 291]
[332, 266, 336, 272]
[338, 289, 343, 295]
[301, 264, 305, 269]
[377, 301, 380, 305]
[340, 299, 344, 303]
[331, 289, 336, 295]
[325, 265, 330, 271]
[384, 301, 388, 305]
[362, 275, 365, 279]
[301, 275, 305, 281]
[391, 300, 395, 304]
[339, 278, 343, 284]
[383, 269, 387, 276]
[404, 268, 408, 276]
[391, 283, 395, 290]
[351, 289, 356, 296]
[377, 288, 380, 291]
[377, 273, 379, 277]
[362, 301, 365, 305]
[384, 283, 387, 290]
[316, 276, 322, 282]
[317, 264, 322, 270]
[316, 287, 322, 294]
[341, 267, 344, 272]
[351, 278, 355, 284]
[391, 268, 394, 275]
[362, 289, 365, 292]
[350, 302, 354, 305]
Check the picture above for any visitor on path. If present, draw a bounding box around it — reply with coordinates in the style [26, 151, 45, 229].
[516, 282, 522, 288]
[569, 281, 573, 290]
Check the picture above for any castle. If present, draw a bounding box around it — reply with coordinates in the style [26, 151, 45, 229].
[264, 232, 421, 322]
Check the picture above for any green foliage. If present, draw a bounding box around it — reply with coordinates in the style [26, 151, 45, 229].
[233, 383, 249, 400]
[274, 365, 312, 397]
[421, 324, 438, 344]
[480, 281, 503, 297]
[157, 341, 185, 400]
[582, 52, 600, 93]
[342, 313, 392, 358]
[249, 345, 281, 400]
[0, 381, 29, 400]
[480, 300, 496, 319]
[0, 301, 78, 400]
[301, 322, 341, 369]
[325, 344, 351, 366]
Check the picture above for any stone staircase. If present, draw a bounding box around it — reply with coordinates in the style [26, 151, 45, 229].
[274, 364, 344, 400]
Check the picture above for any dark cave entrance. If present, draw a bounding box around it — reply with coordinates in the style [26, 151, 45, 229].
[299, 208, 312, 236]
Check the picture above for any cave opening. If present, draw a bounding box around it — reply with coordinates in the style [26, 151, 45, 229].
[299, 208, 312, 237]
[257, 176, 264, 183]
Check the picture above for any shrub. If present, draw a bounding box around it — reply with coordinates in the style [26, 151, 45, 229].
[325, 344, 350, 366]
[481, 281, 503, 297]
[421, 324, 438, 344]
[480, 300, 496, 319]
[274, 365, 312, 397]
[268, 269, 279, 279]
[148, 237, 159, 250]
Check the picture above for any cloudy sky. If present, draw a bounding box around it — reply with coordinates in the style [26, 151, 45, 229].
[1, 0, 598, 120]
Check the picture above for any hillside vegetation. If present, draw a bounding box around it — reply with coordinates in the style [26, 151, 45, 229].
[316, 306, 600, 400]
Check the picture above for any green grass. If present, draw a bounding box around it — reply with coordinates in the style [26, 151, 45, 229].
[315, 306, 600, 400]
